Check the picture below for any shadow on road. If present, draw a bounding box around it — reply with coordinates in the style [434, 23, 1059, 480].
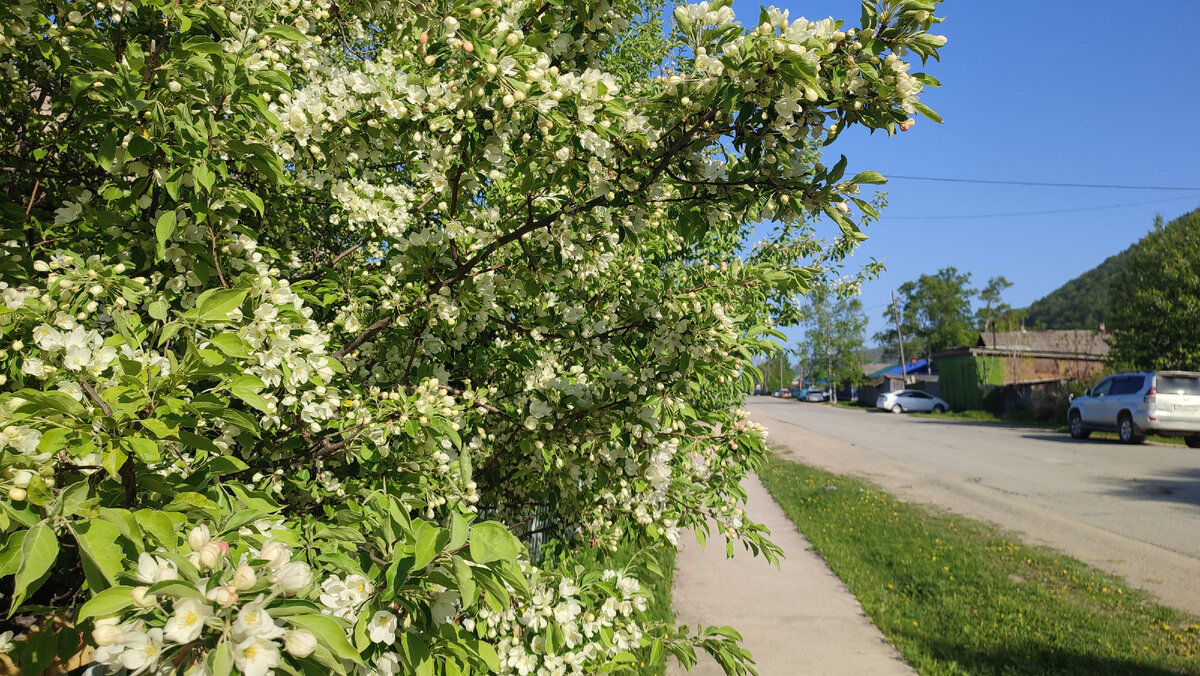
[1098, 467, 1200, 508]
[1021, 433, 1119, 444]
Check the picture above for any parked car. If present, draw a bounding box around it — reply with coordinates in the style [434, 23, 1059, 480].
[1068, 371, 1200, 446]
[876, 389, 948, 414]
[804, 389, 829, 402]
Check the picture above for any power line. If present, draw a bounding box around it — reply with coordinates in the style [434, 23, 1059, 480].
[884, 174, 1200, 192]
[886, 194, 1200, 220]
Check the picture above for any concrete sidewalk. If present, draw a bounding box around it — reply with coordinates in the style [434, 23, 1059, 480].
[667, 475, 914, 676]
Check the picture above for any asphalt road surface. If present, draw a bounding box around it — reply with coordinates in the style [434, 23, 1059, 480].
[746, 398, 1200, 616]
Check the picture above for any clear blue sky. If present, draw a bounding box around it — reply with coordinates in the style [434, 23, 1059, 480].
[729, 0, 1200, 349]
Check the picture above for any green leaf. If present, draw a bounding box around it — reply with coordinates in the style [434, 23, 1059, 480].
[155, 211, 177, 261]
[77, 585, 135, 621]
[209, 641, 235, 676]
[913, 101, 943, 123]
[230, 382, 269, 413]
[182, 36, 224, 54]
[412, 521, 444, 570]
[127, 134, 155, 159]
[148, 300, 169, 321]
[18, 626, 57, 674]
[101, 443, 127, 480]
[148, 579, 205, 599]
[51, 480, 90, 518]
[475, 640, 501, 673]
[0, 531, 26, 577]
[97, 134, 118, 172]
[205, 456, 250, 476]
[211, 333, 250, 358]
[399, 633, 433, 676]
[71, 519, 125, 591]
[263, 25, 309, 42]
[70, 73, 99, 99]
[194, 163, 216, 193]
[188, 289, 248, 322]
[136, 509, 178, 548]
[10, 522, 59, 615]
[468, 521, 521, 564]
[287, 615, 362, 664]
[122, 435, 161, 463]
[448, 511, 469, 551]
[850, 170, 888, 185]
[453, 556, 477, 610]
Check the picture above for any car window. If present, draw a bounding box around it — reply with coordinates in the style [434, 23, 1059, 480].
[1156, 374, 1200, 395]
[1112, 376, 1144, 396]
[911, 392, 931, 399]
[1090, 378, 1113, 397]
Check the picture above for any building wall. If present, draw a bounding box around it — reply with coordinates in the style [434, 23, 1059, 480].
[938, 352, 1107, 412]
[937, 354, 982, 411]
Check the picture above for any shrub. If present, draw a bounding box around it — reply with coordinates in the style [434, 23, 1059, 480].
[0, 0, 944, 672]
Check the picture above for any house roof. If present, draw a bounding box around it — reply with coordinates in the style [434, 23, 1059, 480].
[975, 330, 1109, 358]
[866, 359, 935, 378]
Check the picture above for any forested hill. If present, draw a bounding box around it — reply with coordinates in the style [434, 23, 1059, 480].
[1024, 209, 1200, 329]
[1023, 249, 1132, 329]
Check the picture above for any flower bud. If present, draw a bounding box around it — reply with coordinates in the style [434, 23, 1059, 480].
[187, 524, 211, 552]
[258, 540, 291, 569]
[284, 630, 318, 658]
[198, 542, 223, 570]
[273, 561, 312, 594]
[7, 488, 25, 502]
[11, 470, 33, 488]
[232, 564, 257, 590]
[92, 623, 123, 646]
[205, 585, 238, 607]
[131, 586, 156, 608]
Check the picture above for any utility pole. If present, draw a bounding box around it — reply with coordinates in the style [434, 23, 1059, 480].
[890, 291, 909, 385]
[824, 318, 836, 404]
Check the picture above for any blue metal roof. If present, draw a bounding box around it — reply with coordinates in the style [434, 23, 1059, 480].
[873, 359, 936, 377]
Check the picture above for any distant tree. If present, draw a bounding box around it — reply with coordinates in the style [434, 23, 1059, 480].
[875, 267, 976, 360]
[1107, 212, 1200, 369]
[797, 288, 868, 398]
[756, 351, 798, 393]
[976, 276, 1026, 335]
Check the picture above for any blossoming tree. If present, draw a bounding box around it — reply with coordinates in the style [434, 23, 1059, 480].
[0, 0, 943, 672]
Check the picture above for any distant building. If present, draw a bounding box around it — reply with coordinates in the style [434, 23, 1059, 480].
[932, 330, 1109, 411]
[857, 359, 941, 405]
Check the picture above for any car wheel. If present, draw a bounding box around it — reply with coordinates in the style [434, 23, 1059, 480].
[1068, 411, 1091, 439]
[933, 404, 946, 413]
[891, 404, 902, 414]
[1186, 435, 1200, 449]
[1117, 413, 1145, 444]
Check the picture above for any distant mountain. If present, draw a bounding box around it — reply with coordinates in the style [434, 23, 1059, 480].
[1024, 209, 1200, 330]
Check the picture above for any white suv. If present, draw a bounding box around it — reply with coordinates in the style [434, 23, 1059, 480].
[1068, 371, 1200, 446]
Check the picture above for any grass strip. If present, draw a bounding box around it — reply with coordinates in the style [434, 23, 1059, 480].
[758, 453, 1200, 675]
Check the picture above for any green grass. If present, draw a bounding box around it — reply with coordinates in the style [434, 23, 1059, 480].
[758, 453, 1200, 675]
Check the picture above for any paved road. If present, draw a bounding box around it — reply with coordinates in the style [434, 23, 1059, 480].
[747, 398, 1200, 616]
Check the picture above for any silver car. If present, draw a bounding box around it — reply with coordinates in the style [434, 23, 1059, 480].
[876, 389, 949, 414]
[1068, 371, 1200, 446]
